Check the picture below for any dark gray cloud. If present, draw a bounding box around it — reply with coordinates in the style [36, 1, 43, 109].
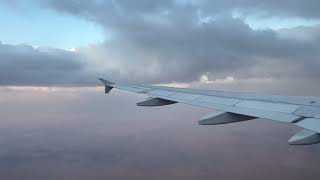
[48, 0, 320, 19]
[0, 42, 122, 86]
[1, 0, 320, 86]
[46, 0, 320, 83]
[0, 42, 87, 86]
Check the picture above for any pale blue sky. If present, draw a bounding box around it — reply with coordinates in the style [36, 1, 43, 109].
[0, 2, 105, 49]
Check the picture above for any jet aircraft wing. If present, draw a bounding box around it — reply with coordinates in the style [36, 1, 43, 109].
[99, 78, 320, 145]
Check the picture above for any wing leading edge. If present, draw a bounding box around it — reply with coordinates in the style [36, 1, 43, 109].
[99, 78, 320, 145]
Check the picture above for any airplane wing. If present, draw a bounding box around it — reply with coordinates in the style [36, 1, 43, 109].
[99, 78, 320, 145]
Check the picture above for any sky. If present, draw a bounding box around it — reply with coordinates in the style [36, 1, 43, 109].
[1, 0, 320, 88]
[1, 0, 320, 179]
[0, 1, 104, 49]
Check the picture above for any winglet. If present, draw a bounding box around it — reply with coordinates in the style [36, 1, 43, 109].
[98, 78, 114, 94]
[98, 78, 114, 86]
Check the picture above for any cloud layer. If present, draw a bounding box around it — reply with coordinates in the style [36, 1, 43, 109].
[0, 0, 320, 86]
[0, 42, 93, 86]
[1, 88, 320, 180]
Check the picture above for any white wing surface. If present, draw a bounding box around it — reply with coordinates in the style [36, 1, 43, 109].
[99, 78, 320, 145]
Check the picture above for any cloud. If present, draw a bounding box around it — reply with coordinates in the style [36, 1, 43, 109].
[47, 0, 320, 19]
[0, 0, 320, 86]
[0, 42, 97, 86]
[46, 0, 320, 83]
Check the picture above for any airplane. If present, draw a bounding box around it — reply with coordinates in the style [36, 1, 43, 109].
[99, 78, 320, 145]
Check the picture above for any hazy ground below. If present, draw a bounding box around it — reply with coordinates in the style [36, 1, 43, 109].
[0, 88, 319, 180]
